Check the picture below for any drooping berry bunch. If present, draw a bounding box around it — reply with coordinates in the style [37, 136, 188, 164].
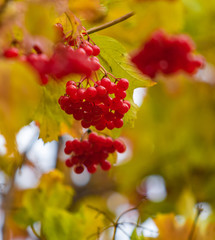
[131, 30, 205, 78]
[58, 77, 130, 130]
[54, 23, 131, 130]
[3, 22, 130, 174]
[64, 132, 126, 174]
[2, 24, 101, 84]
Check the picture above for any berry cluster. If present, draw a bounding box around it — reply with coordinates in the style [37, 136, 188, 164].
[3, 44, 100, 85]
[3, 22, 130, 174]
[64, 132, 126, 174]
[131, 30, 204, 78]
[59, 77, 130, 130]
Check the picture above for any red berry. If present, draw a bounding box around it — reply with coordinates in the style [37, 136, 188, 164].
[92, 45, 100, 56]
[89, 132, 98, 143]
[101, 77, 111, 90]
[107, 121, 115, 130]
[113, 139, 126, 153]
[66, 85, 77, 97]
[114, 119, 123, 128]
[118, 103, 129, 114]
[117, 78, 129, 90]
[83, 44, 93, 56]
[87, 164, 97, 174]
[124, 100, 131, 109]
[3, 48, 19, 58]
[74, 165, 84, 174]
[65, 158, 73, 167]
[85, 87, 97, 99]
[81, 120, 91, 128]
[100, 160, 111, 171]
[96, 85, 107, 96]
[108, 82, 117, 94]
[115, 88, 127, 99]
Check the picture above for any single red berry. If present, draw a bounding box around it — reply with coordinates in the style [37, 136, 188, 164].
[74, 165, 84, 174]
[123, 100, 131, 109]
[89, 132, 98, 143]
[66, 81, 76, 87]
[96, 85, 107, 96]
[118, 103, 129, 114]
[92, 45, 100, 56]
[85, 87, 97, 99]
[106, 121, 115, 130]
[83, 44, 93, 56]
[100, 160, 111, 171]
[114, 119, 123, 128]
[66, 85, 77, 97]
[65, 158, 73, 167]
[81, 120, 91, 128]
[113, 139, 126, 153]
[3, 47, 19, 58]
[117, 78, 129, 90]
[77, 88, 86, 100]
[101, 77, 111, 90]
[87, 164, 97, 174]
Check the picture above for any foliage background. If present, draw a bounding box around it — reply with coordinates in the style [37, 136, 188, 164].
[0, 0, 215, 239]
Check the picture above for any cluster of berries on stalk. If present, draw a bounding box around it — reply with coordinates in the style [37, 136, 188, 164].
[131, 30, 204, 78]
[56, 24, 130, 174]
[65, 131, 126, 174]
[2, 24, 101, 84]
[59, 77, 130, 130]
[2, 23, 129, 174]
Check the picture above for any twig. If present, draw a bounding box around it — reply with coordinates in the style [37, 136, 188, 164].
[87, 205, 115, 225]
[188, 205, 203, 240]
[31, 224, 41, 239]
[118, 222, 158, 234]
[87, 11, 135, 35]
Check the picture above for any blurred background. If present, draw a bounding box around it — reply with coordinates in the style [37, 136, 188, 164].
[0, 0, 215, 239]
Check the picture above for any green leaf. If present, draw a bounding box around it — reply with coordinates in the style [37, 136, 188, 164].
[92, 34, 153, 128]
[131, 229, 145, 240]
[35, 80, 74, 142]
[14, 170, 74, 226]
[42, 208, 84, 240]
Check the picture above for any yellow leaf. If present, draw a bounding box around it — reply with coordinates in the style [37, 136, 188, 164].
[0, 60, 42, 154]
[69, 0, 107, 22]
[25, 2, 57, 40]
[154, 213, 193, 240]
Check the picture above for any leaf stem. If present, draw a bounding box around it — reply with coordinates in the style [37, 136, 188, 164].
[188, 205, 203, 240]
[87, 11, 135, 35]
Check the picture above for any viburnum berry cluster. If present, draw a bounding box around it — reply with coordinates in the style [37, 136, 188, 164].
[131, 30, 204, 78]
[3, 22, 130, 174]
[55, 23, 130, 131]
[58, 77, 130, 130]
[2, 24, 101, 84]
[64, 132, 126, 174]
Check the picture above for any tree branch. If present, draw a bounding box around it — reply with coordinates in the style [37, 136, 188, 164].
[87, 11, 135, 35]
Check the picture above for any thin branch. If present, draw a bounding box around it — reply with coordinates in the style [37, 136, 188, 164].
[116, 199, 145, 224]
[87, 205, 115, 225]
[87, 11, 135, 35]
[188, 205, 203, 240]
[87, 225, 114, 240]
[118, 222, 158, 234]
[31, 224, 41, 239]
